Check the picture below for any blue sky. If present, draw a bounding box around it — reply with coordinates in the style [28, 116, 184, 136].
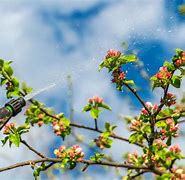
[0, 1, 185, 179]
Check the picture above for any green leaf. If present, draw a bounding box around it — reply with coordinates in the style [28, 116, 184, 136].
[142, 125, 151, 133]
[163, 61, 175, 71]
[110, 125, 117, 131]
[105, 122, 110, 132]
[82, 104, 92, 112]
[129, 133, 138, 143]
[175, 48, 183, 55]
[156, 173, 171, 180]
[102, 131, 110, 138]
[69, 161, 76, 169]
[98, 61, 104, 71]
[124, 80, 134, 85]
[99, 103, 111, 111]
[22, 82, 32, 95]
[7, 89, 20, 98]
[150, 75, 157, 81]
[156, 121, 166, 128]
[90, 108, 100, 119]
[62, 117, 70, 126]
[179, 67, 185, 76]
[0, 78, 8, 85]
[119, 54, 137, 63]
[0, 59, 4, 68]
[171, 75, 181, 88]
[17, 124, 30, 134]
[90, 153, 104, 162]
[1, 136, 9, 146]
[3, 63, 13, 76]
[9, 133, 20, 147]
[33, 169, 39, 178]
[179, 4, 185, 15]
[105, 138, 113, 148]
[12, 77, 19, 87]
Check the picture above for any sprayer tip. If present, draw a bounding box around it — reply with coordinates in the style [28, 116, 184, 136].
[17, 97, 26, 106]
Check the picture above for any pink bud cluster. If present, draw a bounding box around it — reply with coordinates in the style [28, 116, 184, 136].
[3, 123, 15, 134]
[141, 102, 158, 115]
[52, 120, 65, 136]
[160, 118, 179, 140]
[169, 145, 181, 153]
[37, 113, 44, 127]
[127, 151, 138, 164]
[54, 145, 84, 162]
[68, 145, 84, 161]
[174, 51, 185, 67]
[130, 119, 141, 131]
[94, 135, 109, 149]
[88, 95, 103, 104]
[54, 145, 66, 158]
[111, 68, 126, 84]
[154, 139, 167, 150]
[155, 66, 172, 80]
[161, 93, 176, 107]
[105, 49, 121, 59]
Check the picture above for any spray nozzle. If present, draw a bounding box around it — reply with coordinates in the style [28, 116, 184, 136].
[5, 97, 26, 116]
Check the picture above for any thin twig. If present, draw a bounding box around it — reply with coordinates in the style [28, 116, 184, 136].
[43, 162, 57, 171]
[153, 70, 175, 118]
[123, 83, 151, 115]
[20, 140, 46, 158]
[130, 171, 148, 179]
[94, 118, 98, 130]
[29, 100, 144, 148]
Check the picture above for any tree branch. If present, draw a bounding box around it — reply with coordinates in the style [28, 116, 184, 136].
[0, 157, 163, 176]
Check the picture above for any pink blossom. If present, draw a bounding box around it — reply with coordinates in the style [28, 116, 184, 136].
[130, 119, 141, 130]
[175, 59, 182, 67]
[162, 93, 176, 106]
[153, 104, 158, 111]
[37, 121, 43, 127]
[88, 95, 103, 104]
[154, 139, 167, 148]
[133, 150, 138, 157]
[53, 124, 60, 131]
[118, 72, 125, 80]
[59, 145, 66, 152]
[38, 113, 44, 119]
[141, 102, 158, 115]
[170, 124, 179, 132]
[156, 66, 172, 80]
[3, 123, 15, 134]
[105, 49, 121, 59]
[170, 145, 181, 153]
[145, 102, 153, 109]
[111, 68, 126, 83]
[166, 118, 173, 125]
[141, 108, 148, 115]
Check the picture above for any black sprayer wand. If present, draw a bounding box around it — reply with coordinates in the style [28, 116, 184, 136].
[0, 97, 26, 130]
